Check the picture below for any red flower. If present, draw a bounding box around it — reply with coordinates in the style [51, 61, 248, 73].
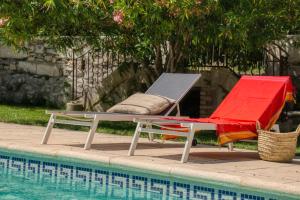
[113, 10, 124, 24]
[0, 17, 9, 28]
[195, 0, 202, 5]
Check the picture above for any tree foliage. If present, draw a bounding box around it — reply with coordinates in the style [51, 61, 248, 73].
[0, 0, 299, 73]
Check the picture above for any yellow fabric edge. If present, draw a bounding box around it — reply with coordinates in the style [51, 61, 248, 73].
[218, 131, 257, 145]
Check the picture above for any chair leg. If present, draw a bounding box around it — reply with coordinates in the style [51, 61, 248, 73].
[148, 133, 154, 141]
[147, 124, 154, 142]
[271, 124, 280, 132]
[84, 116, 99, 150]
[176, 104, 181, 116]
[41, 114, 55, 144]
[228, 142, 234, 151]
[128, 122, 141, 156]
[181, 125, 195, 163]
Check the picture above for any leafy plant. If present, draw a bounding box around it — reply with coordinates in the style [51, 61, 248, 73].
[0, 0, 299, 74]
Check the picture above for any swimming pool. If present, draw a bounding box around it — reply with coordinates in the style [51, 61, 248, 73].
[0, 148, 298, 200]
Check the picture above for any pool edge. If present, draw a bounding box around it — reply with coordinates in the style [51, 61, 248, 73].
[0, 142, 299, 197]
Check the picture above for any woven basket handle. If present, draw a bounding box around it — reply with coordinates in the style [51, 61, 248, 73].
[256, 121, 262, 130]
[296, 124, 300, 136]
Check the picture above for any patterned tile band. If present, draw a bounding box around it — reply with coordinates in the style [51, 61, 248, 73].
[0, 153, 282, 200]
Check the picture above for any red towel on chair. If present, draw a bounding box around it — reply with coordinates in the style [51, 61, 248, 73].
[164, 76, 294, 144]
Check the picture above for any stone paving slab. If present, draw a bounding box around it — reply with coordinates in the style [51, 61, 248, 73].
[0, 122, 299, 195]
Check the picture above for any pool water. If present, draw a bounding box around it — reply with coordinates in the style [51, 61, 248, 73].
[0, 148, 298, 200]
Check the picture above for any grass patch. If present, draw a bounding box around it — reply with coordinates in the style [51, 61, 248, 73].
[0, 105, 49, 126]
[0, 104, 136, 135]
[0, 104, 299, 153]
[194, 131, 259, 151]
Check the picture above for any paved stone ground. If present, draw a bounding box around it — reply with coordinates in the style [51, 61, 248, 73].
[0, 122, 299, 195]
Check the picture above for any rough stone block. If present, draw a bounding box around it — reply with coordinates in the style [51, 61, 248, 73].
[35, 57, 44, 62]
[45, 48, 57, 55]
[18, 61, 37, 74]
[44, 55, 53, 62]
[51, 57, 57, 63]
[0, 59, 10, 66]
[36, 63, 60, 76]
[9, 62, 17, 71]
[0, 45, 27, 59]
[4, 66, 10, 70]
[199, 105, 213, 109]
[290, 66, 300, 76]
[288, 48, 300, 65]
[35, 44, 44, 54]
[27, 56, 35, 62]
[201, 96, 212, 101]
[200, 101, 210, 105]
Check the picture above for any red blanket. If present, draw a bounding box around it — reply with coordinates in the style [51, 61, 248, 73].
[165, 76, 294, 144]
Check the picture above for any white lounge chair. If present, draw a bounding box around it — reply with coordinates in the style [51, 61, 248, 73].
[41, 73, 201, 150]
[129, 76, 294, 163]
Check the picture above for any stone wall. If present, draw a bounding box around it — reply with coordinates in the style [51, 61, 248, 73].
[0, 72, 67, 107]
[0, 41, 65, 76]
[195, 68, 239, 117]
[0, 41, 71, 107]
[1, 36, 300, 116]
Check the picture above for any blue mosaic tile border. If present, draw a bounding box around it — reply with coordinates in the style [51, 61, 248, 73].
[0, 152, 283, 200]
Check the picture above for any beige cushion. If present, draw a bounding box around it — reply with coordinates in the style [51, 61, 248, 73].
[107, 93, 175, 115]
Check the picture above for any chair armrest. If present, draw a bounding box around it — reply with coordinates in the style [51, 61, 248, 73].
[133, 117, 188, 124]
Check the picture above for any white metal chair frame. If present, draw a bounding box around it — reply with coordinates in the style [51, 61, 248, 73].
[128, 118, 280, 163]
[41, 73, 201, 150]
[128, 118, 216, 163]
[42, 112, 185, 150]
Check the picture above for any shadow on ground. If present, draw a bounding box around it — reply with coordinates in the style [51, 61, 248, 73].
[63, 142, 300, 165]
[64, 142, 216, 151]
[156, 152, 300, 165]
[154, 151, 260, 164]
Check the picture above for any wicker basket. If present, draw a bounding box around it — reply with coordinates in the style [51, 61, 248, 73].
[257, 123, 300, 162]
